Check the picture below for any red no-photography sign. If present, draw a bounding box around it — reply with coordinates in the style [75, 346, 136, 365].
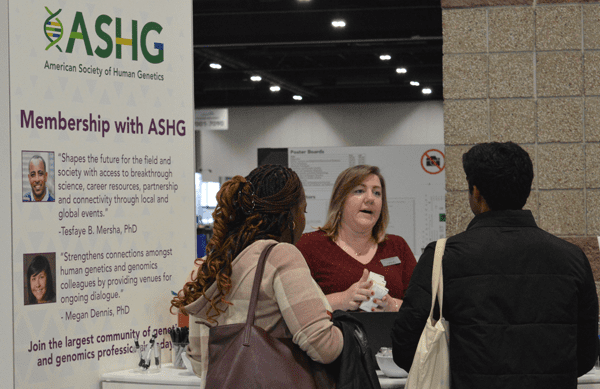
[421, 149, 445, 174]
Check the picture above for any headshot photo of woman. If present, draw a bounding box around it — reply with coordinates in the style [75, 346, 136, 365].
[24, 254, 56, 305]
[296, 165, 417, 312]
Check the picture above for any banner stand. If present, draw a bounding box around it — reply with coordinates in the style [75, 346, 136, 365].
[5, 2, 195, 388]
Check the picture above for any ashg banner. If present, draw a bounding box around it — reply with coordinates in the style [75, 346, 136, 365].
[9, 1, 194, 388]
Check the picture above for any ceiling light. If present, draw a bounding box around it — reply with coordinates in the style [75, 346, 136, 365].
[396, 67, 407, 74]
[270, 86, 281, 92]
[209, 63, 222, 69]
[379, 54, 391, 61]
[410, 81, 420, 86]
[332, 20, 346, 28]
[250, 75, 262, 82]
[293, 95, 303, 101]
[422, 88, 432, 95]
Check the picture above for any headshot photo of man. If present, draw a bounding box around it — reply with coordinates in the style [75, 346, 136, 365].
[22, 151, 55, 202]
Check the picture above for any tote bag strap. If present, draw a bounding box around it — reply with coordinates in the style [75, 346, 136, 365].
[429, 238, 447, 320]
[243, 242, 278, 345]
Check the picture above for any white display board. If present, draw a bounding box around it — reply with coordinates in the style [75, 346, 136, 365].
[289, 146, 446, 258]
[7, 2, 195, 388]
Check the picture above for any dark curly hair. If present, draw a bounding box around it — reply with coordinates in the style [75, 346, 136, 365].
[171, 165, 304, 321]
[462, 142, 533, 211]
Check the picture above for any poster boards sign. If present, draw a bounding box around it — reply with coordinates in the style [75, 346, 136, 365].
[6, 1, 195, 388]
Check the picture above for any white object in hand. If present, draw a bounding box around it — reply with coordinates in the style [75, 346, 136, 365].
[359, 272, 389, 311]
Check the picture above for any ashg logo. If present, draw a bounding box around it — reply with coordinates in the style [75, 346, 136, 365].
[44, 7, 64, 52]
[43, 6, 164, 64]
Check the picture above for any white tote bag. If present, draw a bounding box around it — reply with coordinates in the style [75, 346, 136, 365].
[405, 238, 450, 389]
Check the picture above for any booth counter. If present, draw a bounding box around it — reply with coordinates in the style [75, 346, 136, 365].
[99, 365, 600, 389]
[100, 364, 200, 389]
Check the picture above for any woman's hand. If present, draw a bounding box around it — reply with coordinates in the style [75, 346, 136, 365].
[329, 268, 373, 311]
[372, 295, 403, 312]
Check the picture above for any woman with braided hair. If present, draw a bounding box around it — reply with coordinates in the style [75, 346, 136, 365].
[171, 165, 343, 387]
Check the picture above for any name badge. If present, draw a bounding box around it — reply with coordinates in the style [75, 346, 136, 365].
[380, 257, 401, 267]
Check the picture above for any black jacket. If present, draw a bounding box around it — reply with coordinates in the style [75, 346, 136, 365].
[330, 310, 382, 389]
[391, 210, 598, 389]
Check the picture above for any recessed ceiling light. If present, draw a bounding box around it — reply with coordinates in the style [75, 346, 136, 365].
[410, 81, 420, 86]
[332, 20, 346, 28]
[396, 67, 407, 74]
[293, 95, 303, 101]
[270, 86, 281, 92]
[250, 75, 262, 82]
[379, 54, 391, 61]
[209, 63, 222, 69]
[422, 88, 432, 95]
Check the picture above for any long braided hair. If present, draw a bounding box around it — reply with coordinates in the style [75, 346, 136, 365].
[171, 165, 304, 321]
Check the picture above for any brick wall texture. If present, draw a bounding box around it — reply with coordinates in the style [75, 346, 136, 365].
[441, 1, 600, 279]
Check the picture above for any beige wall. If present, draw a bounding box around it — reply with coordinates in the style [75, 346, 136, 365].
[441, 0, 600, 279]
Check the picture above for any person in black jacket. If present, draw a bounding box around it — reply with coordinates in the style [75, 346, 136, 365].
[391, 142, 599, 389]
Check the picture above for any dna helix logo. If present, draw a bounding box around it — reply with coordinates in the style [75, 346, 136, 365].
[42, 7, 164, 64]
[44, 6, 63, 52]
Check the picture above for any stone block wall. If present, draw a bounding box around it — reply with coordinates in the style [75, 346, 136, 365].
[441, 0, 600, 278]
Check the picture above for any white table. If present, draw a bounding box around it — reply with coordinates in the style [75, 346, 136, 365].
[99, 366, 404, 389]
[100, 364, 201, 389]
[578, 368, 600, 389]
[377, 370, 406, 388]
[376, 368, 600, 389]
[99, 365, 600, 389]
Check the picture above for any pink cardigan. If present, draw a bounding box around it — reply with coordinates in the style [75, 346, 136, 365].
[183, 239, 343, 388]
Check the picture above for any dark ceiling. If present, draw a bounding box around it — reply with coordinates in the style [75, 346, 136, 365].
[193, 0, 443, 107]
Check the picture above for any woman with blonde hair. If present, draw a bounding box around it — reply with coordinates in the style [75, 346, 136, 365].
[296, 165, 416, 312]
[171, 165, 342, 388]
